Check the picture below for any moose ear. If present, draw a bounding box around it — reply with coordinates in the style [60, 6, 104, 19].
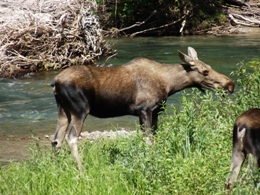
[187, 46, 198, 60]
[178, 50, 195, 66]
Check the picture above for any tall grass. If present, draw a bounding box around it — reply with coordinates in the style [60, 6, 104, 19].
[1, 60, 260, 194]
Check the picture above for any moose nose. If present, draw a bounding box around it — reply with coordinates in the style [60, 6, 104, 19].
[226, 81, 235, 94]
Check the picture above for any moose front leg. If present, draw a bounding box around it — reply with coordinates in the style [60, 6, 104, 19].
[138, 109, 153, 136]
[138, 109, 156, 145]
[151, 106, 163, 135]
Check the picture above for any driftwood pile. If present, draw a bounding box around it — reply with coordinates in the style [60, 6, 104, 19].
[196, 1, 260, 35]
[227, 2, 260, 28]
[0, 0, 112, 78]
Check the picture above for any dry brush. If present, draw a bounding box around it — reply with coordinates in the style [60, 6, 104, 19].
[0, 0, 112, 78]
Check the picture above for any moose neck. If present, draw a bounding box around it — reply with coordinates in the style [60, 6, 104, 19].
[163, 63, 194, 96]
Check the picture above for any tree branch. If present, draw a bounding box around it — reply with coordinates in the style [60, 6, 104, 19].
[130, 11, 190, 37]
[118, 10, 157, 32]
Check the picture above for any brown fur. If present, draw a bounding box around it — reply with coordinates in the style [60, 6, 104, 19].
[236, 109, 260, 129]
[226, 108, 260, 190]
[51, 47, 235, 171]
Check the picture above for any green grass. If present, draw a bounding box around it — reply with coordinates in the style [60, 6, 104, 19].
[1, 60, 260, 194]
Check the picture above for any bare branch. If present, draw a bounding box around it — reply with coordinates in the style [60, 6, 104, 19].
[130, 11, 190, 37]
[119, 10, 157, 32]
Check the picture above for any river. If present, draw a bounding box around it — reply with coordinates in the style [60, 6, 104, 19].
[0, 35, 260, 165]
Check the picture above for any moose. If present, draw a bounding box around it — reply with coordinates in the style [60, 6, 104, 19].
[226, 108, 260, 190]
[51, 46, 234, 171]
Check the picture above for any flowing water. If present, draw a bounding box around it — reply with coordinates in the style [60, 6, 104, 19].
[1, 34, 260, 165]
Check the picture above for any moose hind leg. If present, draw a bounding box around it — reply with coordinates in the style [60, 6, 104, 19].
[227, 127, 247, 190]
[52, 103, 71, 153]
[66, 113, 87, 171]
[227, 150, 246, 190]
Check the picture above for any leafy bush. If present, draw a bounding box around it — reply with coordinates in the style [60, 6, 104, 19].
[1, 60, 260, 194]
[98, 0, 225, 35]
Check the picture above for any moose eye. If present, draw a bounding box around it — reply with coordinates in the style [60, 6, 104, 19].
[202, 70, 209, 76]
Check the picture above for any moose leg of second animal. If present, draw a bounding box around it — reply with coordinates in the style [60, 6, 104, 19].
[227, 127, 247, 189]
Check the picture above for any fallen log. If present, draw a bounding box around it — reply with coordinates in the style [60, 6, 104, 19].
[232, 13, 260, 25]
[228, 14, 259, 27]
[224, 0, 248, 7]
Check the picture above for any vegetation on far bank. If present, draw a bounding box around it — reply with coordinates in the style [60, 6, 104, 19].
[1, 59, 260, 194]
[98, 0, 226, 37]
[1, 0, 259, 78]
[98, 0, 260, 37]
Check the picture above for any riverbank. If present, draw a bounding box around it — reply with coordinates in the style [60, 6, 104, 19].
[1, 34, 260, 166]
[0, 129, 136, 166]
[0, 0, 260, 166]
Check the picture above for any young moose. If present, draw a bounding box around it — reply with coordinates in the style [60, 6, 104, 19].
[51, 47, 234, 171]
[226, 108, 260, 190]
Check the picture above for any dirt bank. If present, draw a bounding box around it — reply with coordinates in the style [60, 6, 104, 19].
[0, 129, 137, 167]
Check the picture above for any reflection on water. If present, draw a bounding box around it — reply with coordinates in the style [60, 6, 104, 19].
[0, 35, 260, 163]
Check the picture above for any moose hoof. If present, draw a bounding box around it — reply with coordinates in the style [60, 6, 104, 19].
[51, 140, 58, 147]
[51, 140, 62, 151]
[225, 182, 232, 190]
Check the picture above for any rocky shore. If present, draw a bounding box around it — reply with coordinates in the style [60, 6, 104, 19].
[80, 129, 136, 141]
